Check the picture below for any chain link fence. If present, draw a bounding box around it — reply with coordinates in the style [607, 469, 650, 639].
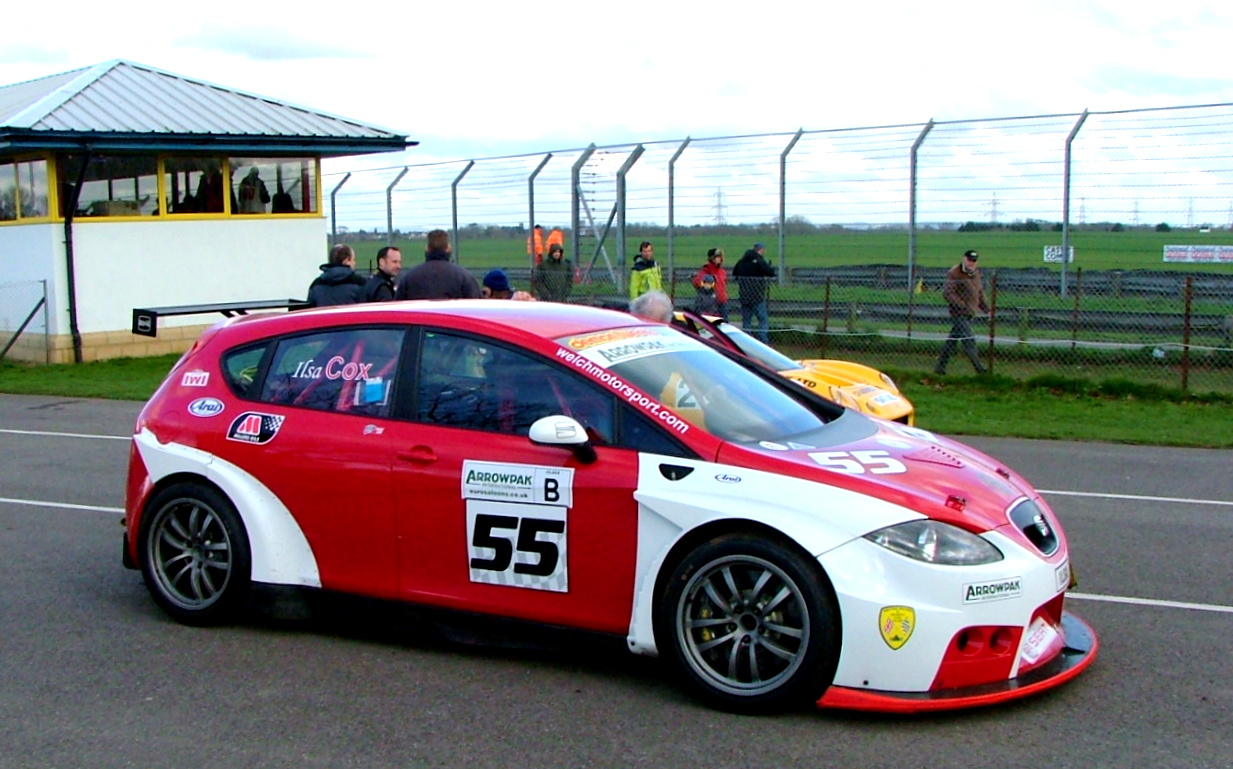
[0, 279, 49, 363]
[322, 103, 1233, 395]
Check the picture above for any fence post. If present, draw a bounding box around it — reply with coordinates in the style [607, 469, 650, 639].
[329, 172, 351, 245]
[386, 167, 408, 246]
[571, 144, 596, 268]
[526, 154, 551, 269]
[668, 138, 691, 297]
[778, 129, 804, 287]
[822, 277, 831, 359]
[1061, 110, 1089, 298]
[908, 119, 934, 291]
[987, 271, 998, 373]
[450, 161, 475, 264]
[615, 145, 645, 292]
[1182, 275, 1193, 391]
[1070, 267, 1082, 350]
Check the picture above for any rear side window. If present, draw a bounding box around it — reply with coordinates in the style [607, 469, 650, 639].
[258, 327, 404, 417]
[221, 344, 267, 399]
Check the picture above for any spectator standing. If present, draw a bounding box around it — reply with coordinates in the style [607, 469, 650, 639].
[629, 241, 663, 299]
[532, 243, 574, 302]
[527, 224, 545, 265]
[692, 247, 728, 319]
[237, 167, 270, 214]
[935, 249, 989, 374]
[364, 246, 402, 302]
[306, 244, 366, 307]
[732, 242, 776, 342]
[396, 229, 482, 300]
[545, 227, 565, 257]
[693, 274, 720, 315]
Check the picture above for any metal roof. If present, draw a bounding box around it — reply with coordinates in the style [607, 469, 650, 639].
[0, 59, 414, 157]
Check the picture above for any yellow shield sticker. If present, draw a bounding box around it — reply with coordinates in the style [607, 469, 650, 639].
[879, 606, 915, 650]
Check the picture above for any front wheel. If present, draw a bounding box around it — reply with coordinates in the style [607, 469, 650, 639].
[139, 482, 251, 626]
[656, 532, 840, 713]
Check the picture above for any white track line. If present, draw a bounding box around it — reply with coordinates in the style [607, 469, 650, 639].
[0, 428, 129, 441]
[1041, 489, 1233, 507]
[1069, 592, 1233, 614]
[0, 496, 124, 514]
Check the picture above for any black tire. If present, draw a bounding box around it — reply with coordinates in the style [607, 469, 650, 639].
[138, 482, 251, 626]
[656, 532, 840, 714]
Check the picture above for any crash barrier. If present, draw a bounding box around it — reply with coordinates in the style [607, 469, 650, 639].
[132, 299, 309, 338]
[0, 280, 49, 363]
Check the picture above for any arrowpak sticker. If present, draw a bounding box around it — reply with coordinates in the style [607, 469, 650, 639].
[963, 577, 1023, 604]
[462, 460, 574, 507]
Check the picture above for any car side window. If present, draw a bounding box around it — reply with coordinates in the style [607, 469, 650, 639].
[258, 327, 403, 417]
[221, 343, 267, 398]
[415, 331, 615, 440]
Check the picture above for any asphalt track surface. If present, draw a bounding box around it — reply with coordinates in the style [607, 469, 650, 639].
[1, 394, 1230, 769]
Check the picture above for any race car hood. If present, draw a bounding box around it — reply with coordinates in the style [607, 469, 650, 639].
[780, 365, 914, 423]
[715, 414, 1049, 538]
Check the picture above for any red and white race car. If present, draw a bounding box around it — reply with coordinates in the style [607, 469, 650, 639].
[123, 300, 1096, 714]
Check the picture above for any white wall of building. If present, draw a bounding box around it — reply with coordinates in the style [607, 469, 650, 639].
[0, 217, 327, 336]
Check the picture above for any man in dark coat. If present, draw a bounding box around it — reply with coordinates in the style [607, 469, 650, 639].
[935, 249, 989, 374]
[396, 230, 481, 300]
[731, 242, 776, 342]
[306, 244, 366, 307]
[364, 246, 402, 302]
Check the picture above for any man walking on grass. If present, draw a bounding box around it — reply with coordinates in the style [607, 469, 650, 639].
[935, 249, 989, 375]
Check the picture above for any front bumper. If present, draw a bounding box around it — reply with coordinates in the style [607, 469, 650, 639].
[816, 611, 1098, 713]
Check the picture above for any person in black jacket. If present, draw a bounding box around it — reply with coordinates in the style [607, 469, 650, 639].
[306, 244, 366, 307]
[364, 246, 402, 302]
[732, 242, 776, 342]
[396, 229, 481, 300]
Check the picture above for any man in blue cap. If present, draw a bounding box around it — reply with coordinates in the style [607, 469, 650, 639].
[482, 269, 534, 301]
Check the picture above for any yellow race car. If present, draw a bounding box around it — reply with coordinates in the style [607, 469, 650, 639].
[672, 310, 915, 425]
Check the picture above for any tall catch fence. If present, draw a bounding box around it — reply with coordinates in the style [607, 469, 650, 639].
[323, 103, 1233, 394]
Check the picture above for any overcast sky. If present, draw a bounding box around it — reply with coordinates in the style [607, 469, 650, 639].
[4, 0, 1233, 162]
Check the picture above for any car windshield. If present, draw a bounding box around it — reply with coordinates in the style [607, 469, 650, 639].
[713, 322, 801, 372]
[556, 325, 832, 444]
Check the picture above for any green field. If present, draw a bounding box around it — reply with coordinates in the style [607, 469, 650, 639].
[346, 228, 1233, 274]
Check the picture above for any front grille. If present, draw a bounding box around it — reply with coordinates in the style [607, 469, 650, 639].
[1008, 499, 1059, 555]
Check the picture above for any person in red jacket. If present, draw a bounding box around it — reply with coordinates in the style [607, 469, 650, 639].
[692, 248, 729, 320]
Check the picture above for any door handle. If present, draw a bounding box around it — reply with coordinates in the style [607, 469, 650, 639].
[396, 445, 438, 464]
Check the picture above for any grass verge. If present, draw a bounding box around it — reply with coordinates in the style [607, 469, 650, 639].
[2, 356, 1231, 449]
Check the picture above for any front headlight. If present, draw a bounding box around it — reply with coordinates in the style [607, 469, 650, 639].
[828, 386, 859, 409]
[864, 520, 1003, 565]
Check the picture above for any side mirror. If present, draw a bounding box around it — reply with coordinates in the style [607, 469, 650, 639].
[528, 415, 597, 464]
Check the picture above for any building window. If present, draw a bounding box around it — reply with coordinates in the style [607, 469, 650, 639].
[0, 158, 52, 222]
[229, 157, 318, 215]
[164, 157, 230, 214]
[58, 155, 158, 217]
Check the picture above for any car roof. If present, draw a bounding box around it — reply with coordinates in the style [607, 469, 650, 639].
[217, 300, 649, 343]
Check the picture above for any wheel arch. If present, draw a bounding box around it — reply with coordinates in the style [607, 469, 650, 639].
[133, 430, 320, 588]
[647, 517, 842, 656]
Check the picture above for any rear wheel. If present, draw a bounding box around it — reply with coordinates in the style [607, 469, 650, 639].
[656, 532, 839, 713]
[139, 482, 251, 626]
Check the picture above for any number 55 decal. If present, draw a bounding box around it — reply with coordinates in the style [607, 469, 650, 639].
[466, 500, 569, 592]
[808, 450, 908, 475]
